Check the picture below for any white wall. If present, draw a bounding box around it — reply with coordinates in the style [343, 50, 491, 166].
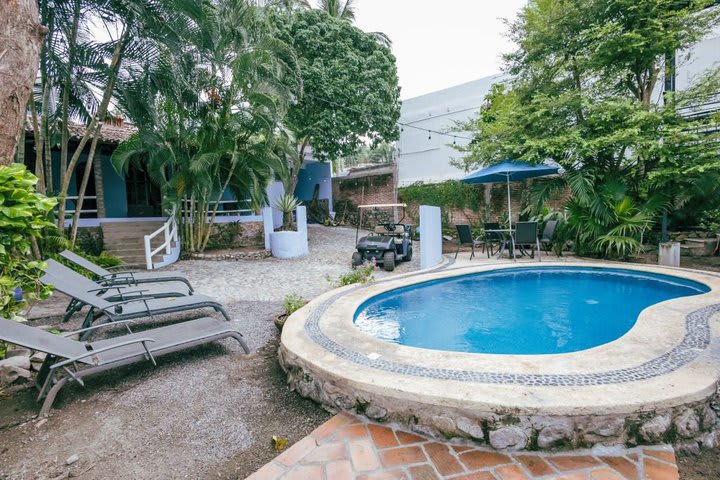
[397, 74, 507, 187]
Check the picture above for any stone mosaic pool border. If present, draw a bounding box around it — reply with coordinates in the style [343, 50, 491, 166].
[303, 259, 720, 387]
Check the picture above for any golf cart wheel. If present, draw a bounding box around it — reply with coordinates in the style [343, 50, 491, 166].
[405, 246, 413, 261]
[351, 252, 362, 268]
[383, 251, 395, 271]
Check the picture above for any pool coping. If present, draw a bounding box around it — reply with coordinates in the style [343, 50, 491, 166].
[281, 260, 720, 416]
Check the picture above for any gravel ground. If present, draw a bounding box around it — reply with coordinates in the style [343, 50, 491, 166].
[0, 225, 419, 480]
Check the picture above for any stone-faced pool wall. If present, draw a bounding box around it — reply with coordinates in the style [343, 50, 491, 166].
[279, 345, 720, 453]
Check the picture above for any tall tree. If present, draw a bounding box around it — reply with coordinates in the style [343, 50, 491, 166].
[0, 0, 46, 165]
[270, 9, 401, 192]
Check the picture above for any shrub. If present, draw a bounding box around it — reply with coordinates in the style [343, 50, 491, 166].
[327, 261, 376, 287]
[273, 194, 301, 231]
[699, 209, 720, 235]
[0, 164, 58, 321]
[282, 293, 307, 316]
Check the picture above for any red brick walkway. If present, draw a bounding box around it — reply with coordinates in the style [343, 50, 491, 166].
[247, 413, 680, 480]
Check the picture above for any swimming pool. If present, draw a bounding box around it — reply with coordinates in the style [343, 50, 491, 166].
[354, 267, 709, 354]
[280, 262, 720, 451]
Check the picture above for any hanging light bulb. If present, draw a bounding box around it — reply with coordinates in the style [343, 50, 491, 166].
[453, 136, 457, 145]
[428, 131, 432, 140]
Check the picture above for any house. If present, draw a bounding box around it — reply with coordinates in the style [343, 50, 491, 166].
[21, 120, 332, 263]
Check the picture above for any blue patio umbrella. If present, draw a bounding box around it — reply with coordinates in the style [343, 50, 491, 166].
[460, 160, 559, 230]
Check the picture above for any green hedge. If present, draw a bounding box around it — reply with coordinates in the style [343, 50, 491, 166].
[398, 180, 484, 212]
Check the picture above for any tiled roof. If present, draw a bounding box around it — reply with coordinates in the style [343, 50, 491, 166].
[25, 119, 137, 144]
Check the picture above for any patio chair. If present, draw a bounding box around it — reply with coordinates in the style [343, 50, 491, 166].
[41, 260, 233, 339]
[514, 221, 541, 261]
[59, 250, 194, 293]
[455, 224, 482, 259]
[539, 220, 558, 256]
[0, 316, 249, 416]
[44, 260, 191, 322]
[482, 222, 504, 257]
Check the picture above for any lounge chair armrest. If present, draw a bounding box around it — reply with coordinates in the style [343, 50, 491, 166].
[89, 288, 150, 300]
[104, 265, 134, 273]
[62, 319, 137, 337]
[50, 338, 157, 369]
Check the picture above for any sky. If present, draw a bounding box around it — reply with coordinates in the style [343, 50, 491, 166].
[353, 0, 528, 99]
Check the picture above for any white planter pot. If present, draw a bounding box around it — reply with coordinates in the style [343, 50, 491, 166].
[270, 231, 308, 259]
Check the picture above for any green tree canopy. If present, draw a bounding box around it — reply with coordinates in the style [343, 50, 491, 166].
[453, 0, 720, 256]
[270, 9, 401, 188]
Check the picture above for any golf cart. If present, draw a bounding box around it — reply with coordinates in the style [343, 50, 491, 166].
[352, 203, 413, 271]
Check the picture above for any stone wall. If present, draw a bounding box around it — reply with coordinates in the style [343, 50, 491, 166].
[278, 346, 720, 453]
[206, 221, 264, 250]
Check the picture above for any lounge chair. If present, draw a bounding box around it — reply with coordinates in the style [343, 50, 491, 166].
[59, 250, 194, 293]
[454, 224, 482, 260]
[41, 260, 233, 339]
[540, 220, 558, 255]
[44, 260, 191, 322]
[513, 221, 541, 261]
[0, 316, 249, 416]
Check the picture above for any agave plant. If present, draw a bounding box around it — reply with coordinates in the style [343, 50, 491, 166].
[273, 194, 302, 231]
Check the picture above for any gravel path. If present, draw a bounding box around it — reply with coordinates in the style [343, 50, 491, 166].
[0, 225, 419, 480]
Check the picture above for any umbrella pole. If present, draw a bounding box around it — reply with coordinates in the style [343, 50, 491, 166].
[506, 174, 516, 261]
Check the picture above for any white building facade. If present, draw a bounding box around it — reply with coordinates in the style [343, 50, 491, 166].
[397, 15, 720, 187]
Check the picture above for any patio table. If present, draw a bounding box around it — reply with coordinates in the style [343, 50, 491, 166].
[484, 228, 515, 259]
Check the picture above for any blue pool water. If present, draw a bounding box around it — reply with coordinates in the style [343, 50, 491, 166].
[353, 267, 709, 354]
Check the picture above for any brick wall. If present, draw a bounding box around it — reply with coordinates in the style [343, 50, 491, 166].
[333, 173, 396, 209]
[333, 172, 569, 227]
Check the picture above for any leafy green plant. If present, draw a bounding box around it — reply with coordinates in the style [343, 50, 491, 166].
[0, 164, 58, 321]
[327, 261, 376, 287]
[699, 209, 720, 235]
[273, 194, 302, 231]
[282, 293, 307, 316]
[206, 222, 244, 250]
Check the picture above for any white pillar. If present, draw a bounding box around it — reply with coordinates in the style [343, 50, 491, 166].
[419, 205, 443, 269]
[262, 206, 273, 250]
[296, 205, 309, 256]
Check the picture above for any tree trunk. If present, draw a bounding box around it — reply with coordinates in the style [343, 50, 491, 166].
[56, 31, 128, 226]
[0, 0, 46, 165]
[93, 152, 106, 217]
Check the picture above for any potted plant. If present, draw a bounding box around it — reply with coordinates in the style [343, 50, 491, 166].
[268, 195, 309, 258]
[275, 293, 307, 331]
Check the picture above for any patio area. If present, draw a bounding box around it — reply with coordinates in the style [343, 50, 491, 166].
[0, 226, 716, 479]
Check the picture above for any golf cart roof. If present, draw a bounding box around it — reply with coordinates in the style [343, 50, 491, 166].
[357, 203, 407, 209]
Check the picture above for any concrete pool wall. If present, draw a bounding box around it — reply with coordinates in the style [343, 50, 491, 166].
[279, 260, 720, 451]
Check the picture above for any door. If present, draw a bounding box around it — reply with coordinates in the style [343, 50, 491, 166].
[126, 165, 161, 217]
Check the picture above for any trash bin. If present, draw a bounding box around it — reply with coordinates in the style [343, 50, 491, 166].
[658, 242, 680, 267]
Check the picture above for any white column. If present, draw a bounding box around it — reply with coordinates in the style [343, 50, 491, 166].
[419, 205, 443, 269]
[296, 206, 309, 256]
[262, 206, 274, 250]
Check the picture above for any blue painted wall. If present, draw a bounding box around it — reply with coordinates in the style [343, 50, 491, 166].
[294, 161, 332, 204]
[102, 154, 127, 217]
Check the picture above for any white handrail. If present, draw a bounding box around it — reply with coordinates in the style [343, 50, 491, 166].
[143, 208, 179, 270]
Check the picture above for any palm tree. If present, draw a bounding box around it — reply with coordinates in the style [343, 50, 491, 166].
[318, 0, 356, 21]
[113, 0, 299, 253]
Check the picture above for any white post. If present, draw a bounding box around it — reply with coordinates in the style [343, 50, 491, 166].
[419, 205, 443, 269]
[144, 235, 153, 270]
[658, 242, 680, 267]
[262, 206, 274, 250]
[164, 223, 171, 255]
[296, 206, 309, 256]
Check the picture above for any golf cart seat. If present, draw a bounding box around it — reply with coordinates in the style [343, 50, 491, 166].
[374, 225, 390, 235]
